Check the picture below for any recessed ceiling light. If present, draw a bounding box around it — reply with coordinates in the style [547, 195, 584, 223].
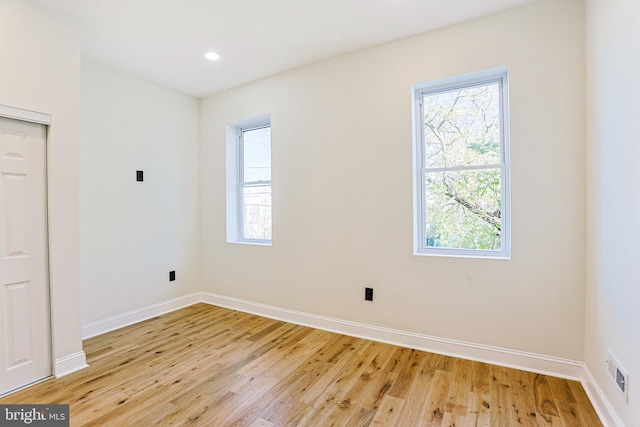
[205, 52, 220, 61]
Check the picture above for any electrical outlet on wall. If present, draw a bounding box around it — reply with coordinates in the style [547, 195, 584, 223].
[607, 349, 629, 403]
[169, 271, 175, 282]
[365, 287, 373, 301]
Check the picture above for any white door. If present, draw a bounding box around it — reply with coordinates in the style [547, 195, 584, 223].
[0, 116, 51, 395]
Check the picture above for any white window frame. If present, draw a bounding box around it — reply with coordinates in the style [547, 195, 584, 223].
[412, 68, 510, 259]
[226, 114, 272, 246]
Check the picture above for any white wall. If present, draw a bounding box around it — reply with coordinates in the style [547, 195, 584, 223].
[0, 1, 84, 373]
[201, 0, 586, 360]
[80, 58, 201, 324]
[585, 0, 640, 424]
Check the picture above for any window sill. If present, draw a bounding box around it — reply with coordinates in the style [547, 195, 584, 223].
[227, 240, 272, 247]
[413, 250, 510, 260]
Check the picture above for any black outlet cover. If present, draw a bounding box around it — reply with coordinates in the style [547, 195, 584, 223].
[365, 287, 373, 301]
[169, 271, 175, 281]
[136, 170, 144, 182]
[616, 368, 626, 392]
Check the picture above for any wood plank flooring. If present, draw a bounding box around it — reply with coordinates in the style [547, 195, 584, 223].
[0, 303, 603, 426]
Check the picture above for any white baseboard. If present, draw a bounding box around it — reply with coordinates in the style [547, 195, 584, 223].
[200, 292, 584, 381]
[581, 365, 625, 427]
[80, 291, 622, 426]
[81, 293, 201, 339]
[54, 351, 88, 378]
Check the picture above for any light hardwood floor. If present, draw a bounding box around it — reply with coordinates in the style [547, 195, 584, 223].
[1, 303, 602, 426]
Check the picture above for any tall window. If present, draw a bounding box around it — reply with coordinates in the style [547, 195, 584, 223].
[413, 69, 510, 258]
[238, 123, 271, 242]
[226, 115, 272, 245]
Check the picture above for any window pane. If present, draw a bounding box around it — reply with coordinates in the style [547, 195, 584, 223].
[242, 184, 272, 240]
[423, 83, 501, 168]
[424, 168, 501, 250]
[243, 127, 271, 182]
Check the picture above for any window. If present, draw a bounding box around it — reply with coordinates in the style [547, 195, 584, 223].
[413, 68, 510, 258]
[226, 115, 272, 245]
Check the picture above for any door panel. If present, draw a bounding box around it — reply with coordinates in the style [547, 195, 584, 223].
[4, 173, 28, 257]
[0, 116, 50, 395]
[4, 282, 33, 368]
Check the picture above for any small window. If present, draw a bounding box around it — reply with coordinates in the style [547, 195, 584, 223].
[413, 68, 510, 258]
[226, 115, 272, 245]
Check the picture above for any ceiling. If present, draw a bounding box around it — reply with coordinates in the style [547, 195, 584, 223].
[29, 0, 539, 98]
